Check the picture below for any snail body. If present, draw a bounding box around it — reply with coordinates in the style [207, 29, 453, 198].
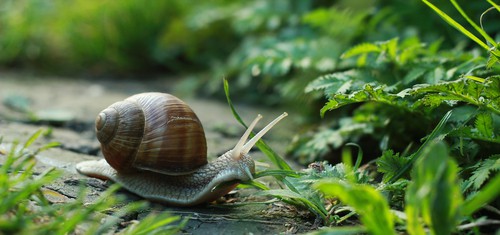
[76, 92, 287, 206]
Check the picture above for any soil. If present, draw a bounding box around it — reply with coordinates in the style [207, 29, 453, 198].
[0, 72, 315, 234]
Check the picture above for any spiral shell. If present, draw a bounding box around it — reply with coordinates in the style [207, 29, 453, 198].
[95, 92, 207, 175]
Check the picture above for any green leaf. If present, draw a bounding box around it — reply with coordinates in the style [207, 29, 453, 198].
[315, 180, 395, 235]
[474, 112, 494, 139]
[462, 172, 500, 216]
[23, 129, 43, 149]
[320, 83, 410, 117]
[122, 212, 186, 235]
[376, 150, 410, 183]
[486, 52, 499, 69]
[488, 0, 500, 12]
[412, 77, 500, 115]
[309, 226, 366, 235]
[305, 70, 354, 94]
[450, 0, 497, 47]
[468, 155, 500, 190]
[239, 180, 270, 190]
[384, 38, 399, 61]
[253, 169, 302, 179]
[405, 141, 462, 235]
[422, 0, 490, 51]
[258, 189, 329, 222]
[341, 42, 381, 59]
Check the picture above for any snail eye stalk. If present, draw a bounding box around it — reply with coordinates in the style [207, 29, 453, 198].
[231, 112, 288, 159]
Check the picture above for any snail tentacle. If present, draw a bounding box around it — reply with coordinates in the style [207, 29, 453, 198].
[241, 112, 288, 155]
[231, 114, 262, 160]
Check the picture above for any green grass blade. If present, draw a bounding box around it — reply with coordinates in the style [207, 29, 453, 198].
[422, 0, 490, 51]
[223, 79, 292, 170]
[405, 141, 462, 235]
[253, 169, 301, 179]
[123, 213, 184, 235]
[315, 180, 396, 235]
[462, 172, 500, 215]
[487, 0, 500, 12]
[1, 131, 187, 234]
[1, 141, 18, 173]
[450, 0, 496, 46]
[464, 75, 486, 83]
[309, 226, 367, 235]
[345, 143, 363, 171]
[23, 129, 42, 149]
[388, 110, 452, 183]
[239, 180, 270, 190]
[258, 189, 328, 222]
[37, 142, 61, 152]
[93, 201, 148, 234]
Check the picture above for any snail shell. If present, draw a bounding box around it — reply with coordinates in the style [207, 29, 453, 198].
[95, 92, 207, 175]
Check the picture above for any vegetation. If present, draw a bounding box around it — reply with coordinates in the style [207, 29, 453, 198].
[1, 0, 500, 234]
[0, 0, 240, 73]
[225, 0, 500, 234]
[0, 131, 186, 234]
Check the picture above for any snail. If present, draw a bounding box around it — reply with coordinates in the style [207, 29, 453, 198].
[75, 92, 287, 206]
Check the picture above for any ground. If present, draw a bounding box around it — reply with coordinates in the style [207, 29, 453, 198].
[0, 72, 315, 234]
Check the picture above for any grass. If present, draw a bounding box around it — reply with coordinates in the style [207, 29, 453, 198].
[0, 130, 187, 234]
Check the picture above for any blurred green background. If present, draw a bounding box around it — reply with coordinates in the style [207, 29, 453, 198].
[1, 0, 498, 164]
[1, 0, 494, 77]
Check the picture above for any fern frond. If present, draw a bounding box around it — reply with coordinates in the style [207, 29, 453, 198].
[320, 83, 410, 116]
[474, 112, 494, 139]
[305, 70, 355, 93]
[469, 155, 500, 190]
[377, 150, 411, 183]
[411, 77, 500, 115]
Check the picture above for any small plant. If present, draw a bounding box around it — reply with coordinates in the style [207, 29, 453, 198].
[0, 130, 187, 234]
[315, 138, 500, 234]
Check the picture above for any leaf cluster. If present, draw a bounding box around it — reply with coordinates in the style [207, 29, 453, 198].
[295, 32, 500, 162]
[295, 1, 500, 233]
[204, 1, 495, 106]
[238, 1, 500, 234]
[314, 139, 500, 234]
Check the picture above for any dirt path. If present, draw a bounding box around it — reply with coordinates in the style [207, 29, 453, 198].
[0, 72, 312, 234]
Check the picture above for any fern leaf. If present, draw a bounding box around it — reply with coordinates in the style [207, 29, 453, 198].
[474, 112, 494, 139]
[411, 77, 500, 115]
[487, 46, 499, 68]
[320, 83, 410, 116]
[469, 155, 500, 190]
[305, 70, 354, 93]
[377, 150, 410, 183]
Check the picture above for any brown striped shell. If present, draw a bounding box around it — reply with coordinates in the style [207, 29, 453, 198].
[95, 92, 207, 175]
